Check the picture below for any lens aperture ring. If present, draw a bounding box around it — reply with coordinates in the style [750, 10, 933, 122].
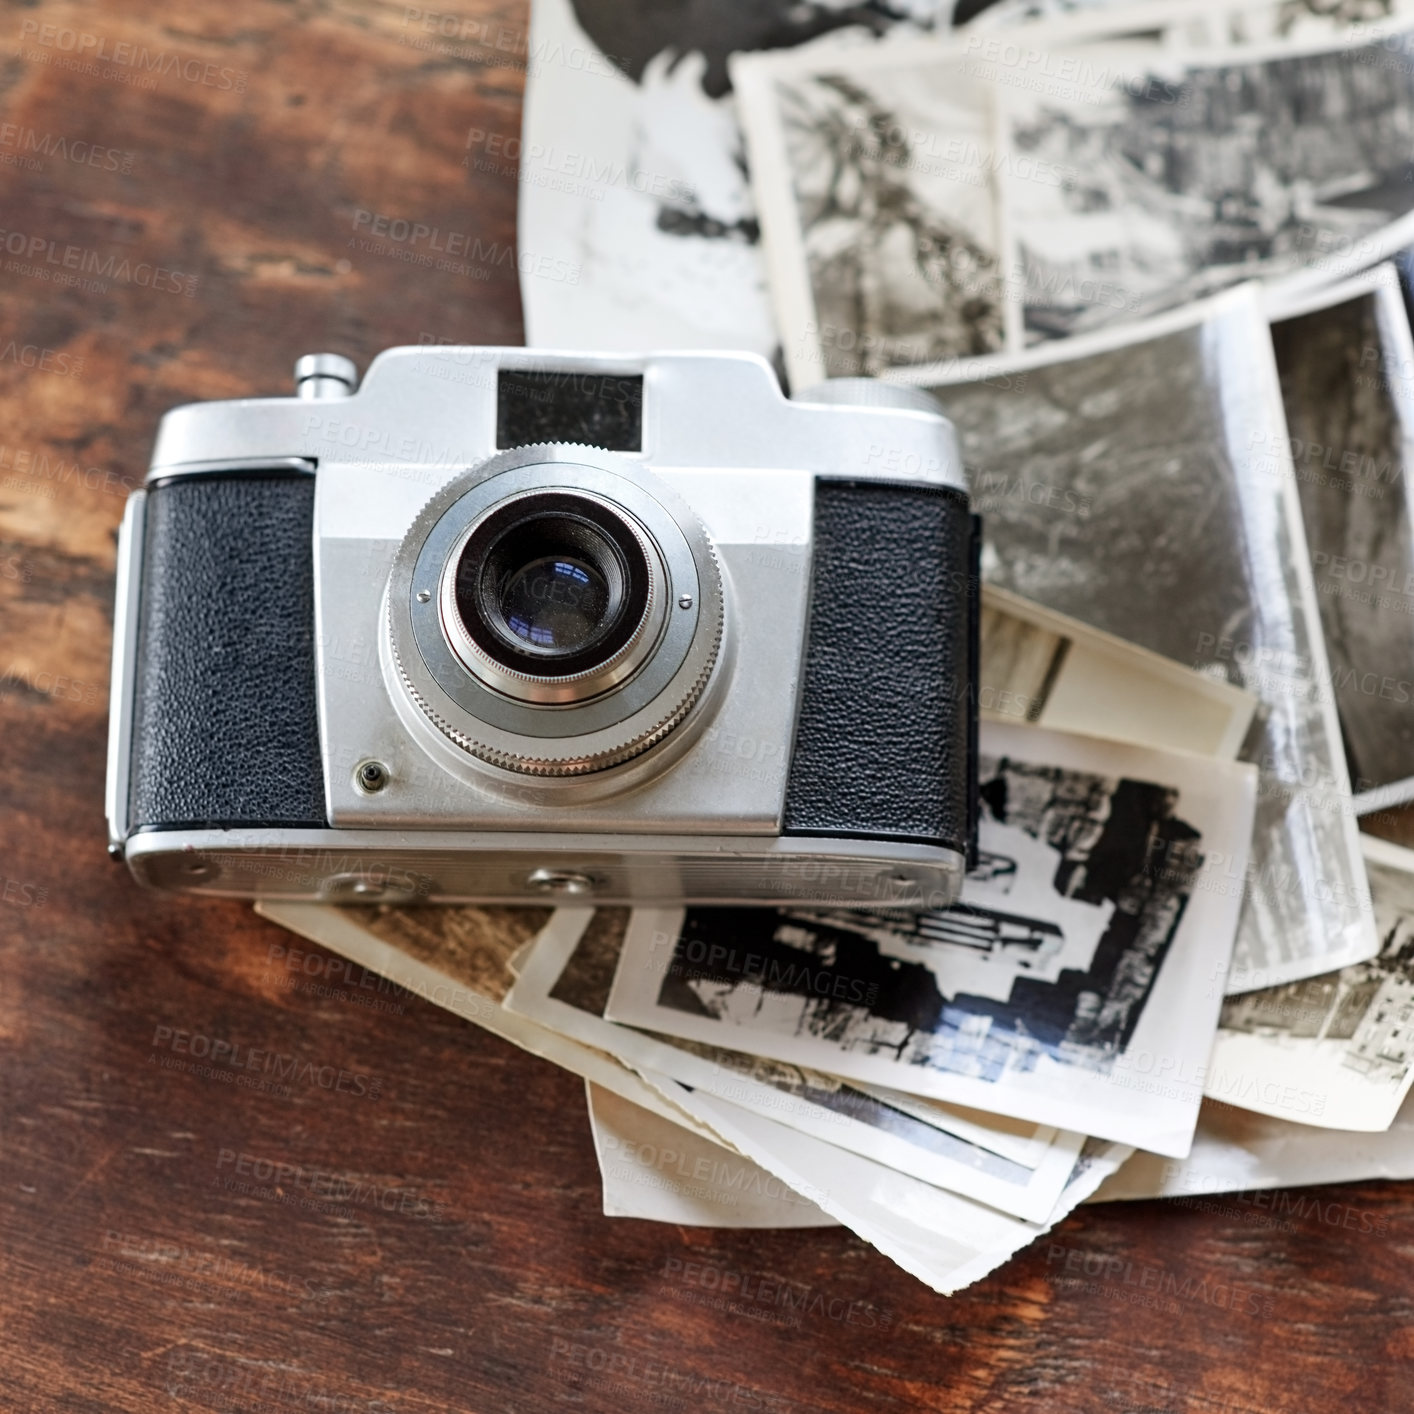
[391, 543, 721, 775]
[386, 445, 725, 778]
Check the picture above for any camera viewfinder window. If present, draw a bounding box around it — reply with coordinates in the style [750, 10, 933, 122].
[496, 370, 644, 451]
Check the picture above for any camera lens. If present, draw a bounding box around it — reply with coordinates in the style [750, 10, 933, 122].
[393, 448, 725, 772]
[498, 550, 611, 654]
[478, 512, 626, 659]
[448, 490, 654, 695]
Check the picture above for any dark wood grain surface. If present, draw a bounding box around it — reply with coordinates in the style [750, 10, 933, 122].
[2, 1, 1412, 1410]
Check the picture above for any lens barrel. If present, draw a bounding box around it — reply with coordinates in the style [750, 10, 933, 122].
[437, 487, 665, 707]
[452, 492, 651, 679]
[389, 446, 723, 777]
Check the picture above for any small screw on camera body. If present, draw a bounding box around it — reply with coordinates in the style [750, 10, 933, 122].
[355, 760, 390, 794]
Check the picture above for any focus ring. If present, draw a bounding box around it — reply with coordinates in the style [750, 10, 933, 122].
[392, 571, 721, 775]
[386, 444, 725, 778]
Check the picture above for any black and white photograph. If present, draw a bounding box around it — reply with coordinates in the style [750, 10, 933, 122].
[518, 0, 957, 356]
[1208, 834, 1414, 1128]
[980, 583, 1257, 755]
[1211, 0, 1414, 49]
[997, 23, 1414, 344]
[736, 0, 1414, 384]
[522, 0, 1414, 365]
[1269, 265, 1414, 812]
[647, 1074, 1132, 1293]
[1098, 1051, 1414, 1204]
[499, 908, 1132, 1289]
[733, 4, 1190, 385]
[500, 904, 1088, 1220]
[916, 288, 1378, 992]
[604, 720, 1257, 1157]
[762, 58, 1008, 376]
[850, 1086, 1067, 1167]
[585, 1080, 838, 1228]
[662, 1043, 1089, 1223]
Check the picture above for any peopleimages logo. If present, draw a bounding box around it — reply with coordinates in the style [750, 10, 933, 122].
[150, 1025, 382, 1098]
[0, 226, 199, 296]
[17, 19, 248, 91]
[1045, 1244, 1275, 1317]
[0, 123, 135, 172]
[1157, 1170, 1391, 1234]
[215, 1149, 446, 1219]
[647, 933, 881, 1007]
[661, 1258, 894, 1330]
[0, 443, 133, 495]
[0, 343, 84, 376]
[348, 209, 580, 284]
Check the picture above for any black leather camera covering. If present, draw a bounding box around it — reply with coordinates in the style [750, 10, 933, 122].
[128, 471, 328, 831]
[783, 480, 977, 855]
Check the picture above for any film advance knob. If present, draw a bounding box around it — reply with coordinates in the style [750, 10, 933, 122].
[294, 352, 359, 400]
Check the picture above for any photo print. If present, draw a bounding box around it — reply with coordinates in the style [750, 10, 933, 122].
[911, 287, 1379, 992]
[849, 1087, 1065, 1167]
[584, 1081, 836, 1228]
[980, 583, 1256, 756]
[604, 720, 1258, 1157]
[996, 22, 1414, 345]
[1099, 1051, 1414, 1206]
[656, 1068, 1131, 1295]
[1268, 265, 1414, 813]
[655, 1042, 1088, 1222]
[758, 58, 1010, 376]
[647, 1074, 1132, 1294]
[504, 908, 1089, 1220]
[1209, 0, 1414, 50]
[1207, 834, 1414, 1129]
[733, 1, 1213, 385]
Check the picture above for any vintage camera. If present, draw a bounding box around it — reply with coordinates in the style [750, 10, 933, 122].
[105, 348, 978, 906]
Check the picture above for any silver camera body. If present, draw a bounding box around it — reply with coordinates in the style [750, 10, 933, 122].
[107, 347, 975, 907]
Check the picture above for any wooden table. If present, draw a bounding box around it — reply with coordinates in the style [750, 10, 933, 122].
[1, 1, 1407, 1409]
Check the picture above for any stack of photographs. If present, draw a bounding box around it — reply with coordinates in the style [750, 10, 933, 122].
[259, 648, 1271, 1290]
[245, 0, 1414, 1297]
[733, 0, 1414, 385]
[917, 286, 1378, 994]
